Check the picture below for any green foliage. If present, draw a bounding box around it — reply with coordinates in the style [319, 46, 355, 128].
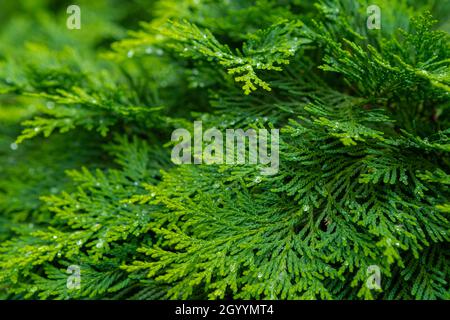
[0, 0, 449, 300]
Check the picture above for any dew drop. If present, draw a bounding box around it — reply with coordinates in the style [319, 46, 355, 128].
[127, 50, 134, 58]
[10, 143, 18, 151]
[96, 239, 104, 248]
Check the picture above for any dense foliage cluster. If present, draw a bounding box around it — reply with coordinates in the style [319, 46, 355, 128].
[0, 0, 449, 299]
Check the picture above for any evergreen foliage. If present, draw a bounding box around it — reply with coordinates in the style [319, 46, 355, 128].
[0, 0, 449, 300]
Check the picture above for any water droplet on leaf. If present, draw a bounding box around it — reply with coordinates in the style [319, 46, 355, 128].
[96, 239, 104, 248]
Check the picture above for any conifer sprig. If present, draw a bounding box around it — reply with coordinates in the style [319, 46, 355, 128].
[0, 0, 448, 300]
